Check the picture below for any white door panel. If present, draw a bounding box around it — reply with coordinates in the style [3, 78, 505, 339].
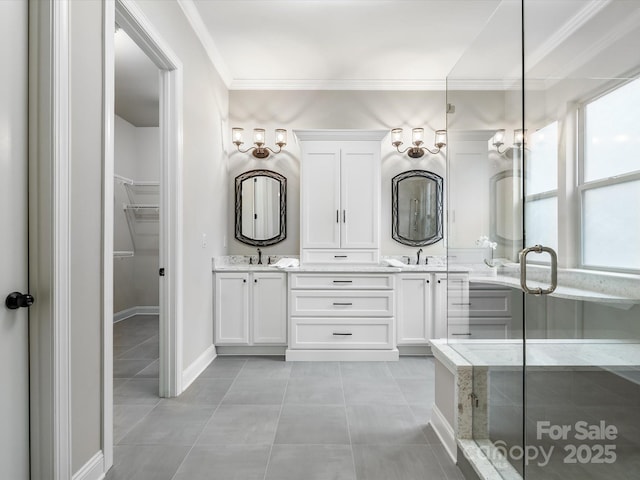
[0, 0, 30, 478]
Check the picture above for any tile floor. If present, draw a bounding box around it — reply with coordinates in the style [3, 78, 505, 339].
[109, 315, 464, 480]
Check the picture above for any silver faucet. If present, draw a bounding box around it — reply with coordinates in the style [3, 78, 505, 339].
[416, 248, 423, 265]
[403, 256, 411, 265]
[257, 248, 263, 265]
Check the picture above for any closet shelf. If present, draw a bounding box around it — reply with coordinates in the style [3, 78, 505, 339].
[114, 250, 134, 258]
[115, 173, 160, 253]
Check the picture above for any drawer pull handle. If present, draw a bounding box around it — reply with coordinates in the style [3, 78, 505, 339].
[333, 280, 353, 283]
[334, 255, 348, 259]
[451, 333, 472, 336]
[333, 302, 353, 306]
[333, 332, 353, 336]
[451, 302, 472, 306]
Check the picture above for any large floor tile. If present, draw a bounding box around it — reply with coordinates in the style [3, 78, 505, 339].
[284, 376, 345, 405]
[221, 377, 288, 405]
[172, 445, 271, 480]
[343, 377, 406, 405]
[197, 405, 280, 445]
[117, 336, 159, 360]
[236, 356, 292, 379]
[340, 361, 393, 379]
[114, 358, 155, 378]
[113, 404, 155, 444]
[275, 405, 350, 445]
[396, 378, 435, 404]
[160, 377, 233, 406]
[114, 378, 160, 406]
[265, 445, 356, 480]
[290, 361, 341, 378]
[347, 405, 427, 445]
[387, 356, 436, 379]
[134, 359, 159, 379]
[119, 404, 215, 445]
[353, 444, 448, 480]
[431, 443, 466, 480]
[105, 444, 189, 480]
[198, 357, 248, 378]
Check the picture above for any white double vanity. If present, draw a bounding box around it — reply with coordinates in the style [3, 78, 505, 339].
[214, 130, 512, 361]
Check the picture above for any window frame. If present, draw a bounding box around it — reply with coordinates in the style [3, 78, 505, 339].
[577, 80, 640, 274]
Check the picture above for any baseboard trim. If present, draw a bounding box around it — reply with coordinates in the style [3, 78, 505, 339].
[398, 345, 433, 356]
[430, 404, 457, 462]
[285, 348, 399, 361]
[216, 345, 287, 356]
[113, 306, 159, 323]
[181, 344, 217, 392]
[72, 451, 105, 480]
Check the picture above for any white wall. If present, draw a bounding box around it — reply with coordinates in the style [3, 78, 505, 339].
[229, 90, 508, 258]
[135, 0, 229, 370]
[114, 115, 160, 314]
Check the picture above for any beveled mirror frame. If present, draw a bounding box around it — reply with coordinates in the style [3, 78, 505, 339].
[392, 169, 444, 246]
[235, 169, 287, 246]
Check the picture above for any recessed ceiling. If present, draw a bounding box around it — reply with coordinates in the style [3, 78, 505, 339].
[115, 27, 160, 127]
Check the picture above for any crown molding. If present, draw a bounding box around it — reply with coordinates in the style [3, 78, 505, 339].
[176, 0, 232, 87]
[229, 78, 447, 91]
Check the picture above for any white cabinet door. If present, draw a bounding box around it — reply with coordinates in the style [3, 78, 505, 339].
[397, 274, 432, 344]
[340, 142, 380, 249]
[301, 142, 341, 249]
[252, 272, 287, 344]
[215, 273, 250, 344]
[433, 274, 448, 339]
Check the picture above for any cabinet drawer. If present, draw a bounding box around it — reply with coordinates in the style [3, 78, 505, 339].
[469, 290, 511, 317]
[290, 273, 394, 290]
[302, 249, 379, 265]
[290, 290, 393, 317]
[290, 318, 393, 349]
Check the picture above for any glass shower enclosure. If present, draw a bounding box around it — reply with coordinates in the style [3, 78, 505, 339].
[444, 1, 640, 478]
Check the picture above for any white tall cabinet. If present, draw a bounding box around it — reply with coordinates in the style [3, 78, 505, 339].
[295, 130, 387, 264]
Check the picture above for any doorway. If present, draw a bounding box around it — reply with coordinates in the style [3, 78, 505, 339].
[104, 0, 184, 470]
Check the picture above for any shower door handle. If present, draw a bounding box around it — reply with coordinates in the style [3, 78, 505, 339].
[519, 245, 557, 295]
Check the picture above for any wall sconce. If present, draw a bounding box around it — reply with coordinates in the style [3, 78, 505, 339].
[391, 128, 446, 158]
[232, 127, 287, 159]
[493, 128, 527, 154]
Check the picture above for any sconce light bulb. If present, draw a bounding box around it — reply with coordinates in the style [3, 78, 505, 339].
[391, 128, 404, 147]
[493, 129, 506, 147]
[434, 130, 447, 149]
[232, 127, 244, 145]
[412, 128, 424, 147]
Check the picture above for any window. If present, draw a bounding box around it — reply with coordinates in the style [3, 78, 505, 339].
[580, 78, 640, 271]
[525, 122, 558, 257]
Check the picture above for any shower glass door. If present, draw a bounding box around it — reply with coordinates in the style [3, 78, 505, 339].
[445, 1, 640, 479]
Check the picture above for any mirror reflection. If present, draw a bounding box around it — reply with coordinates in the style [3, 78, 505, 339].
[235, 169, 286, 246]
[490, 169, 523, 248]
[392, 170, 443, 246]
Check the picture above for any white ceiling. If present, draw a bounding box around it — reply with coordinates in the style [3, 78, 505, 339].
[114, 0, 640, 125]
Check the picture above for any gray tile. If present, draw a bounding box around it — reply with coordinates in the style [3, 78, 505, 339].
[275, 405, 350, 445]
[343, 377, 406, 405]
[118, 336, 159, 360]
[199, 357, 247, 378]
[160, 377, 233, 406]
[105, 444, 189, 480]
[114, 378, 160, 405]
[197, 405, 280, 445]
[284, 377, 344, 405]
[222, 378, 287, 405]
[113, 405, 154, 444]
[172, 445, 270, 480]
[237, 356, 292, 379]
[114, 377, 129, 389]
[387, 356, 435, 379]
[266, 445, 356, 480]
[134, 359, 159, 379]
[431, 444, 466, 480]
[114, 358, 156, 378]
[353, 444, 447, 480]
[340, 361, 392, 378]
[290, 361, 341, 378]
[347, 405, 427, 444]
[409, 403, 432, 426]
[396, 378, 435, 404]
[119, 404, 214, 445]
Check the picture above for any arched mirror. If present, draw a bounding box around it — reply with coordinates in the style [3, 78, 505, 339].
[392, 170, 443, 246]
[235, 169, 286, 246]
[490, 169, 523, 247]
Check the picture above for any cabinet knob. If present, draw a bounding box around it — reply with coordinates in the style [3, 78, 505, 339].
[254, 279, 258, 283]
[243, 279, 247, 283]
